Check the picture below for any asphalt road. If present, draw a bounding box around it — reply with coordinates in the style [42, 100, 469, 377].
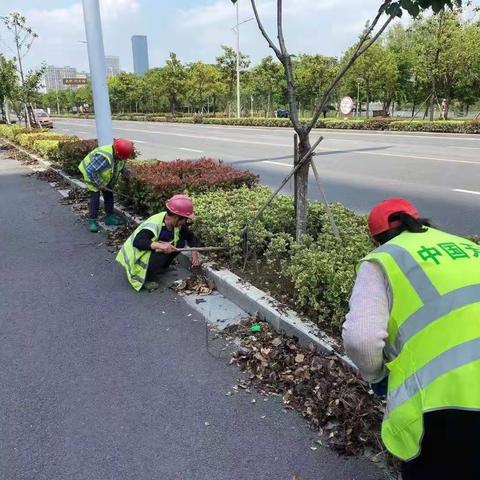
[0, 152, 385, 479]
[54, 118, 480, 235]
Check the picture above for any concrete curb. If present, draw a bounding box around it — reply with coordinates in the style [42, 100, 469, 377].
[2, 138, 357, 372]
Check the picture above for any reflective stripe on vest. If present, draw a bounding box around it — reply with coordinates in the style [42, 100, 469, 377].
[361, 228, 480, 460]
[116, 212, 180, 291]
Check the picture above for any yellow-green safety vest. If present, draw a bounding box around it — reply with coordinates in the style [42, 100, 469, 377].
[78, 145, 125, 192]
[360, 227, 480, 461]
[116, 212, 180, 291]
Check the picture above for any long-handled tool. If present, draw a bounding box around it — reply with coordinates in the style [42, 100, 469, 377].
[176, 246, 226, 253]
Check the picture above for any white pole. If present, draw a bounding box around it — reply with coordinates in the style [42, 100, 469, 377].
[81, 0, 112, 145]
[236, 1, 241, 119]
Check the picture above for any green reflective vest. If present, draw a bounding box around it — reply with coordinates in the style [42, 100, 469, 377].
[78, 145, 125, 192]
[116, 212, 180, 291]
[360, 227, 480, 460]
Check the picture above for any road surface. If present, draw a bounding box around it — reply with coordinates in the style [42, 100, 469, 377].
[0, 151, 385, 479]
[54, 118, 480, 235]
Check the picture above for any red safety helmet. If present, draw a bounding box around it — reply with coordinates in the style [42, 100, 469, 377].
[368, 198, 420, 237]
[166, 194, 195, 220]
[113, 138, 134, 160]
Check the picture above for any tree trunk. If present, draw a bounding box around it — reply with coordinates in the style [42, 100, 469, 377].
[429, 79, 436, 121]
[294, 130, 311, 241]
[366, 94, 370, 119]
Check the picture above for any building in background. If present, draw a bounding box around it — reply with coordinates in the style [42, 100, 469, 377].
[131, 35, 149, 76]
[105, 55, 120, 77]
[44, 65, 77, 91]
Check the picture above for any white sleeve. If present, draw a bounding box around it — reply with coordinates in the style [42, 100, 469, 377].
[342, 261, 390, 384]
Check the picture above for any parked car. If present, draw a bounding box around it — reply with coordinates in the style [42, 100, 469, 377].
[33, 109, 53, 128]
[275, 109, 289, 118]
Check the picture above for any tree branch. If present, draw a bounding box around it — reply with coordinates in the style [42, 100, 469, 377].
[276, 0, 302, 131]
[250, 0, 282, 58]
[308, 8, 396, 132]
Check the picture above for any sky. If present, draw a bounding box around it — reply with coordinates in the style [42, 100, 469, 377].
[0, 0, 476, 73]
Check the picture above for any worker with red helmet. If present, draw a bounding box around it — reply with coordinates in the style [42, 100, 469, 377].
[116, 194, 201, 291]
[78, 138, 135, 232]
[343, 198, 480, 479]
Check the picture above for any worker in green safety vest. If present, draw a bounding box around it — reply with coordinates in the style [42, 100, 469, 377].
[116, 194, 201, 291]
[343, 198, 480, 479]
[78, 138, 135, 233]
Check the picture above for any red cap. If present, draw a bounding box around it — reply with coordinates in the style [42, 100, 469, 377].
[113, 138, 134, 160]
[166, 194, 195, 220]
[368, 198, 420, 237]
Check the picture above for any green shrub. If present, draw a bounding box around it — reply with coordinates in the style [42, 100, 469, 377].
[32, 140, 60, 160]
[193, 186, 295, 261]
[0, 124, 29, 141]
[286, 204, 372, 329]
[389, 120, 480, 134]
[202, 117, 292, 127]
[16, 131, 71, 149]
[119, 158, 259, 216]
[55, 138, 98, 176]
[193, 187, 373, 333]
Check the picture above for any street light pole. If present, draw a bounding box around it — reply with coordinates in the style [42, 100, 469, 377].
[235, 1, 241, 119]
[81, 0, 112, 146]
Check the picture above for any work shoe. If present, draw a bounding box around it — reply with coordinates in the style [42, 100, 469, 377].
[105, 214, 126, 226]
[144, 281, 159, 292]
[88, 218, 99, 233]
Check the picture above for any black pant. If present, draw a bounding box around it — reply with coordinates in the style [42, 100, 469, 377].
[89, 190, 114, 219]
[401, 410, 480, 480]
[145, 252, 179, 281]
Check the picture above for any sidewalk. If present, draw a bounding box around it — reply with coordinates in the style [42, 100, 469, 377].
[0, 151, 385, 480]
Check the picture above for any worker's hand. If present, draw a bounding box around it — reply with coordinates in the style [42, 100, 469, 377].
[191, 251, 201, 267]
[151, 241, 178, 254]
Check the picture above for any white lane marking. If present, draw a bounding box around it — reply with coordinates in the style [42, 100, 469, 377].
[358, 150, 480, 165]
[263, 160, 292, 167]
[77, 130, 88, 134]
[450, 146, 480, 150]
[111, 126, 294, 148]
[179, 147, 203, 153]
[131, 139, 148, 144]
[452, 189, 480, 196]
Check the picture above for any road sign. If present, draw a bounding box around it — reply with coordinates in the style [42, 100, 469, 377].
[340, 96, 354, 116]
[63, 78, 88, 85]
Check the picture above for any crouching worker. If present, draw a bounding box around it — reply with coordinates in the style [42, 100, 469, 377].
[78, 138, 135, 233]
[116, 194, 201, 291]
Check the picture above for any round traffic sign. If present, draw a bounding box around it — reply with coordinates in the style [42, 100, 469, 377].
[340, 96, 354, 116]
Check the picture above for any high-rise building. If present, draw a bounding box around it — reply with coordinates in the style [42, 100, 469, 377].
[105, 56, 120, 77]
[44, 65, 77, 91]
[131, 35, 149, 76]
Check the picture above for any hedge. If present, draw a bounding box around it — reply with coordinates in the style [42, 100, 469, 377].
[55, 139, 98, 175]
[118, 158, 259, 216]
[0, 124, 97, 176]
[389, 119, 480, 134]
[192, 187, 373, 333]
[16, 132, 72, 149]
[32, 140, 61, 159]
[0, 124, 30, 141]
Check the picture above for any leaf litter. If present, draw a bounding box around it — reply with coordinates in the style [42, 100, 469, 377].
[227, 319, 388, 461]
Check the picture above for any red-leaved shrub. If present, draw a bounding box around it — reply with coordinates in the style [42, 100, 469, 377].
[118, 158, 258, 215]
